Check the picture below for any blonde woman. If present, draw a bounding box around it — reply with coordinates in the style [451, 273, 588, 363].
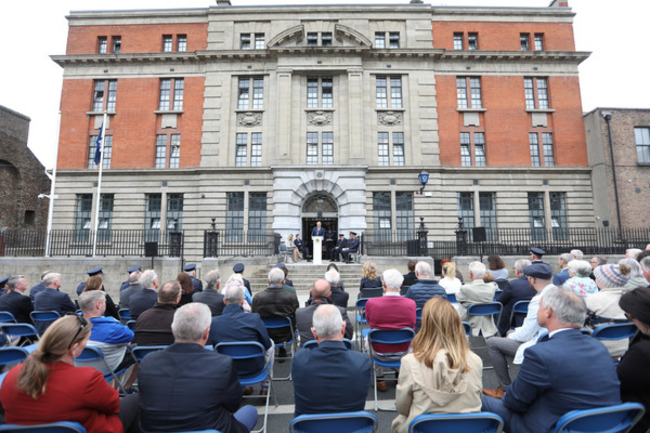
[392, 297, 482, 433]
[439, 261, 462, 295]
[287, 234, 302, 262]
[358, 262, 383, 299]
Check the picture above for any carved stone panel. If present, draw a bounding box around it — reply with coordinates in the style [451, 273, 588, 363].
[378, 111, 402, 126]
[307, 111, 332, 126]
[237, 112, 262, 127]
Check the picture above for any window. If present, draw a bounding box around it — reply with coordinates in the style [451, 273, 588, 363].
[375, 32, 399, 48]
[158, 78, 183, 111]
[542, 132, 554, 166]
[92, 80, 117, 112]
[240, 33, 251, 49]
[529, 132, 553, 167]
[460, 132, 486, 166]
[307, 33, 318, 46]
[373, 192, 391, 241]
[170, 135, 181, 168]
[163, 35, 173, 52]
[97, 194, 114, 243]
[550, 192, 567, 240]
[307, 32, 332, 46]
[520, 33, 530, 51]
[227, 192, 244, 242]
[177, 35, 187, 52]
[166, 193, 183, 232]
[534, 33, 544, 51]
[74, 194, 93, 242]
[460, 133, 471, 167]
[248, 193, 267, 241]
[467, 33, 478, 50]
[377, 132, 405, 166]
[524, 77, 549, 109]
[155, 134, 180, 168]
[155, 135, 167, 168]
[528, 192, 546, 241]
[474, 132, 486, 166]
[453, 33, 464, 50]
[456, 77, 482, 109]
[254, 33, 265, 49]
[112, 36, 121, 54]
[389, 32, 400, 48]
[145, 193, 161, 242]
[321, 32, 332, 46]
[306, 132, 334, 165]
[235, 132, 262, 166]
[479, 192, 497, 239]
[375, 32, 386, 49]
[238, 77, 264, 110]
[241, 33, 264, 49]
[98, 37, 107, 54]
[457, 192, 475, 229]
[635, 127, 650, 163]
[88, 134, 112, 169]
[396, 192, 414, 241]
[376, 76, 402, 109]
[529, 133, 540, 167]
[307, 77, 333, 108]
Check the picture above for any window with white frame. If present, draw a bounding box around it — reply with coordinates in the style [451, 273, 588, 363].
[457, 192, 475, 229]
[158, 78, 183, 111]
[520, 33, 530, 51]
[306, 132, 334, 165]
[98, 37, 107, 54]
[378, 132, 405, 166]
[307, 32, 332, 46]
[163, 35, 173, 52]
[534, 33, 544, 50]
[373, 192, 391, 241]
[376, 76, 402, 109]
[238, 77, 264, 110]
[542, 132, 554, 166]
[524, 77, 549, 109]
[550, 192, 567, 240]
[529, 132, 554, 167]
[177, 35, 187, 52]
[112, 36, 121, 54]
[155, 134, 180, 169]
[88, 134, 112, 169]
[460, 131, 486, 166]
[467, 33, 478, 50]
[396, 191, 414, 241]
[529, 133, 540, 167]
[92, 80, 117, 112]
[479, 192, 497, 239]
[235, 132, 262, 167]
[635, 127, 650, 163]
[97, 194, 114, 243]
[456, 77, 482, 109]
[307, 77, 333, 108]
[166, 193, 183, 233]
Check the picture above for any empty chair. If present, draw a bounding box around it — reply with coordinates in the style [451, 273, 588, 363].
[508, 300, 530, 330]
[289, 411, 378, 433]
[261, 316, 296, 380]
[0, 311, 17, 323]
[354, 298, 369, 348]
[117, 308, 131, 324]
[74, 346, 128, 394]
[0, 421, 87, 433]
[466, 302, 503, 338]
[408, 412, 504, 433]
[30, 311, 61, 335]
[0, 323, 40, 346]
[0, 347, 29, 387]
[554, 402, 645, 433]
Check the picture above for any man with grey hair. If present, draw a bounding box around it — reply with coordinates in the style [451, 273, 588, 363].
[405, 261, 447, 313]
[119, 269, 144, 308]
[324, 268, 349, 309]
[626, 248, 643, 260]
[0, 275, 33, 323]
[457, 261, 498, 337]
[28, 270, 50, 302]
[138, 303, 258, 433]
[553, 253, 573, 286]
[496, 259, 535, 336]
[193, 269, 225, 316]
[210, 283, 274, 396]
[128, 269, 158, 320]
[292, 304, 371, 416]
[570, 249, 584, 261]
[482, 286, 621, 433]
[640, 256, 650, 286]
[296, 279, 353, 346]
[33, 273, 76, 320]
[365, 269, 416, 391]
[252, 267, 299, 349]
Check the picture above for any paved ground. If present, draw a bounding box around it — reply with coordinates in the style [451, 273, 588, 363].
[246, 335, 519, 433]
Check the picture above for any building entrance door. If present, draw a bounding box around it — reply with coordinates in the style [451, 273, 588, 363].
[302, 218, 338, 261]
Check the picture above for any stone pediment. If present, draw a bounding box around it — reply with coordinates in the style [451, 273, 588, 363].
[267, 23, 372, 49]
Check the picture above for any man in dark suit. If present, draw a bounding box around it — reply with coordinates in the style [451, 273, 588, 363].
[332, 234, 347, 262]
[119, 265, 141, 292]
[28, 271, 50, 302]
[296, 279, 353, 346]
[209, 282, 273, 395]
[192, 270, 225, 316]
[119, 269, 144, 308]
[482, 286, 621, 433]
[184, 263, 203, 293]
[311, 221, 325, 237]
[292, 304, 371, 416]
[138, 302, 257, 433]
[128, 269, 159, 320]
[341, 231, 360, 263]
[0, 275, 33, 323]
[134, 281, 181, 346]
[33, 273, 76, 317]
[324, 269, 349, 309]
[496, 259, 535, 336]
[252, 267, 299, 346]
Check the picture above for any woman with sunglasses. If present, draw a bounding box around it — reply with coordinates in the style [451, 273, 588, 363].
[0, 315, 138, 433]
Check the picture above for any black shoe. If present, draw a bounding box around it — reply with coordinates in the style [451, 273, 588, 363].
[278, 346, 287, 363]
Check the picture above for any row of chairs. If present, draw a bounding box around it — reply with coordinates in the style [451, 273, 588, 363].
[1, 402, 643, 433]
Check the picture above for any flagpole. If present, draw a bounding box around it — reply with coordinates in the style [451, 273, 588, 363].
[45, 111, 61, 257]
[92, 112, 107, 257]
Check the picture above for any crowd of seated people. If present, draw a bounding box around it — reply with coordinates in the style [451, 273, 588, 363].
[0, 245, 649, 432]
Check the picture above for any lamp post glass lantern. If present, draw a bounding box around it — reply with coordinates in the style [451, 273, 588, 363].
[418, 170, 429, 194]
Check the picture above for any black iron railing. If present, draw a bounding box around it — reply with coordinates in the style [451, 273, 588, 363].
[0, 230, 184, 257]
[203, 230, 279, 258]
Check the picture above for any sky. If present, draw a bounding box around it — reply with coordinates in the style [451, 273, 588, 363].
[1, 0, 648, 169]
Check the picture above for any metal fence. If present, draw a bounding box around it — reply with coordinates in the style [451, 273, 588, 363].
[203, 230, 279, 257]
[0, 229, 184, 257]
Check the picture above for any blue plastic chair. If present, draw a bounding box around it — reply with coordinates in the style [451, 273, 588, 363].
[591, 322, 638, 341]
[289, 411, 378, 433]
[355, 298, 370, 348]
[302, 339, 353, 350]
[131, 345, 168, 363]
[0, 311, 17, 323]
[215, 341, 277, 433]
[0, 323, 40, 346]
[554, 402, 645, 433]
[30, 311, 61, 335]
[262, 316, 296, 380]
[509, 300, 530, 329]
[0, 346, 30, 387]
[74, 346, 128, 394]
[462, 321, 472, 337]
[466, 301, 503, 338]
[0, 422, 87, 433]
[126, 320, 136, 331]
[117, 308, 132, 323]
[367, 327, 415, 411]
[446, 293, 457, 303]
[408, 412, 504, 433]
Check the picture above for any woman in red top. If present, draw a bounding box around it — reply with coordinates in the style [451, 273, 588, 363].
[0, 315, 136, 433]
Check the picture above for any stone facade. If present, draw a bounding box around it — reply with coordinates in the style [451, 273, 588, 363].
[49, 1, 594, 262]
[0, 105, 50, 231]
[584, 108, 650, 228]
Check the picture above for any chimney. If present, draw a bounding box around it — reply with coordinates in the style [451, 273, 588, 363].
[548, 0, 569, 7]
[216, 0, 231, 6]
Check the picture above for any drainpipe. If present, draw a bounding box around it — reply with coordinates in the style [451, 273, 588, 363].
[602, 112, 622, 234]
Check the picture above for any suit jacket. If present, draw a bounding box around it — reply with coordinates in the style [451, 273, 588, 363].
[138, 343, 247, 433]
[29, 282, 46, 302]
[252, 286, 299, 343]
[457, 280, 497, 337]
[128, 288, 158, 320]
[209, 303, 272, 376]
[329, 286, 350, 309]
[134, 303, 177, 346]
[33, 287, 76, 316]
[311, 226, 325, 237]
[345, 237, 360, 252]
[192, 289, 225, 316]
[365, 294, 416, 353]
[503, 328, 621, 433]
[190, 276, 203, 293]
[552, 268, 571, 286]
[292, 340, 371, 416]
[0, 290, 34, 323]
[295, 297, 353, 346]
[496, 275, 537, 336]
[119, 283, 142, 308]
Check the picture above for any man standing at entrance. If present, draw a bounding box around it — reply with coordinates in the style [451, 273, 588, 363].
[312, 221, 325, 237]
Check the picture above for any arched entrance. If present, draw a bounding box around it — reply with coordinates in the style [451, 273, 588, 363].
[301, 193, 337, 260]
